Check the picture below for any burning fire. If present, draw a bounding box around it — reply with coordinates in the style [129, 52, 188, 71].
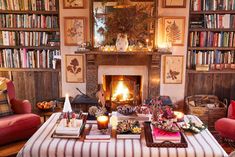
[111, 81, 130, 102]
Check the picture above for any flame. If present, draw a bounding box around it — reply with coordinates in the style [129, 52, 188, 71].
[111, 81, 130, 101]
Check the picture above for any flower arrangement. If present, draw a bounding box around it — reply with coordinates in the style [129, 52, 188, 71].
[148, 96, 179, 132]
[88, 106, 107, 120]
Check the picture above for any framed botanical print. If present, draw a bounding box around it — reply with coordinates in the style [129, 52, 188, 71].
[163, 0, 186, 8]
[163, 17, 185, 46]
[65, 54, 84, 83]
[64, 17, 86, 46]
[63, 0, 84, 8]
[163, 55, 184, 84]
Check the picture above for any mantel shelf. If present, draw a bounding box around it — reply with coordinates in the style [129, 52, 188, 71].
[75, 51, 172, 55]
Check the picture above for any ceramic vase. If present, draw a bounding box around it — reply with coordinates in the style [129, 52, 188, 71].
[116, 33, 129, 52]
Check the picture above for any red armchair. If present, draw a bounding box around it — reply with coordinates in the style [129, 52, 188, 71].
[0, 77, 41, 146]
[215, 101, 235, 141]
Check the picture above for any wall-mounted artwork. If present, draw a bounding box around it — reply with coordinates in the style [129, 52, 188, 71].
[63, 0, 84, 8]
[163, 0, 186, 8]
[65, 54, 84, 83]
[64, 17, 86, 46]
[164, 55, 184, 84]
[163, 17, 185, 46]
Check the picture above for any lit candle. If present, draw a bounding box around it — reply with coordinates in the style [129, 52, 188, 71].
[146, 39, 149, 47]
[97, 115, 109, 130]
[174, 111, 185, 122]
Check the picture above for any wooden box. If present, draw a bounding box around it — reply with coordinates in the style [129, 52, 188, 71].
[185, 95, 227, 130]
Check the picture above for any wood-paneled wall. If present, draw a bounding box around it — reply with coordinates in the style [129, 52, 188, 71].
[0, 69, 61, 112]
[185, 71, 235, 103]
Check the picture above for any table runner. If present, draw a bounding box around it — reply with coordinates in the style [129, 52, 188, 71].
[17, 113, 228, 157]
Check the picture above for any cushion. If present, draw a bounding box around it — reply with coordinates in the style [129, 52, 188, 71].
[0, 90, 13, 117]
[0, 113, 41, 145]
[230, 100, 235, 119]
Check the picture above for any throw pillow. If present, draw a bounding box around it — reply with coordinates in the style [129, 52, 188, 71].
[0, 90, 13, 117]
[0, 78, 7, 91]
[228, 100, 235, 119]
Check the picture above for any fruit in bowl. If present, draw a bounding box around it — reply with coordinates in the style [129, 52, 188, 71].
[37, 101, 54, 111]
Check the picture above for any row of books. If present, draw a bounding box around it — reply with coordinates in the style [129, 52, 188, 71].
[0, 0, 57, 11]
[204, 14, 235, 29]
[187, 50, 235, 68]
[0, 14, 59, 28]
[189, 31, 235, 47]
[0, 48, 60, 68]
[191, 0, 235, 11]
[0, 31, 60, 46]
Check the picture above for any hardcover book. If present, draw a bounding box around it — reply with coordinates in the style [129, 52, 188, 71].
[85, 124, 111, 141]
[152, 127, 181, 143]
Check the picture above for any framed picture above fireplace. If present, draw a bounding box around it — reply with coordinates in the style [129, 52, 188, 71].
[65, 54, 84, 83]
[163, 55, 184, 84]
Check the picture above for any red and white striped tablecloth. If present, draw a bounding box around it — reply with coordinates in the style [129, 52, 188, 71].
[17, 113, 228, 157]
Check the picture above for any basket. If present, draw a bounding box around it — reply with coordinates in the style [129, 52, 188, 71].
[185, 95, 227, 130]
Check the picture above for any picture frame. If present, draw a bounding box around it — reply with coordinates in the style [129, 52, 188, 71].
[162, 0, 186, 8]
[163, 55, 184, 84]
[163, 17, 185, 46]
[65, 54, 84, 83]
[64, 17, 86, 46]
[63, 0, 84, 9]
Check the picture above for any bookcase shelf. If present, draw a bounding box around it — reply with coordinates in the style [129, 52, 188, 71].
[190, 10, 235, 14]
[187, 69, 235, 74]
[0, 28, 60, 32]
[0, 45, 60, 50]
[0, 68, 60, 72]
[188, 47, 235, 51]
[189, 28, 235, 32]
[0, 10, 59, 15]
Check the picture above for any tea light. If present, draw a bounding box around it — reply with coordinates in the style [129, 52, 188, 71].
[97, 115, 109, 130]
[174, 111, 185, 122]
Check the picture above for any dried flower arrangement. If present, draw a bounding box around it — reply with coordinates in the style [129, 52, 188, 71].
[96, 3, 154, 45]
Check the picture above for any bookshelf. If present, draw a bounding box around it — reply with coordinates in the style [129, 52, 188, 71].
[0, 0, 60, 70]
[0, 0, 61, 111]
[185, 0, 235, 108]
[187, 0, 235, 71]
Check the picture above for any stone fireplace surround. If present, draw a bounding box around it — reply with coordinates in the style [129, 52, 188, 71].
[85, 51, 163, 100]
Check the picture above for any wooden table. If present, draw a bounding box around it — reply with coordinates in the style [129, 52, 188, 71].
[17, 113, 228, 157]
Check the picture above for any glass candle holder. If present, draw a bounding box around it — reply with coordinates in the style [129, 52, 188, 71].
[174, 111, 185, 122]
[97, 115, 109, 130]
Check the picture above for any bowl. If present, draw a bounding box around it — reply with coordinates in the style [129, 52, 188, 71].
[117, 105, 135, 115]
[37, 101, 54, 111]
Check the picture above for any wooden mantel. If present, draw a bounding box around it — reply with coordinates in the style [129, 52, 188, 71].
[76, 50, 171, 98]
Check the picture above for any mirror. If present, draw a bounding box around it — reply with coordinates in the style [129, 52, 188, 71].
[91, 0, 157, 50]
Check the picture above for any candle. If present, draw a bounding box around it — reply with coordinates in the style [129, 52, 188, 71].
[109, 115, 118, 129]
[97, 115, 109, 130]
[174, 111, 184, 122]
[146, 39, 149, 47]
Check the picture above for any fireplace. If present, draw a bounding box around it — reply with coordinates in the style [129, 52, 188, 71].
[103, 75, 142, 109]
[84, 52, 162, 105]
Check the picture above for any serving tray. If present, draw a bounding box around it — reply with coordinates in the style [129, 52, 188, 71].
[144, 122, 188, 148]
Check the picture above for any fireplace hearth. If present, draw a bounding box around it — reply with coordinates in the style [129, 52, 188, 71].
[83, 51, 164, 102]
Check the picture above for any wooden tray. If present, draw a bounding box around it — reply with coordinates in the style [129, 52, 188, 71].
[144, 122, 188, 148]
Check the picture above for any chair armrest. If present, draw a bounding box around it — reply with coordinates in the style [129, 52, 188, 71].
[10, 98, 32, 114]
